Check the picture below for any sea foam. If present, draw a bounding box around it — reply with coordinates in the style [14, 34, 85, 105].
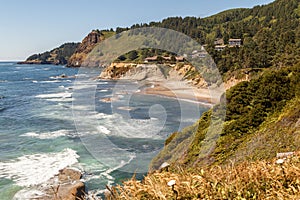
[20, 130, 71, 139]
[0, 148, 79, 186]
[35, 92, 72, 99]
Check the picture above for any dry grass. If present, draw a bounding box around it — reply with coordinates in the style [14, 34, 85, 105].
[105, 152, 300, 200]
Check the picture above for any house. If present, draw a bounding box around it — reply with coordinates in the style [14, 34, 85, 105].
[229, 39, 242, 47]
[175, 56, 184, 62]
[214, 38, 224, 46]
[215, 45, 227, 51]
[144, 56, 158, 62]
[162, 56, 171, 61]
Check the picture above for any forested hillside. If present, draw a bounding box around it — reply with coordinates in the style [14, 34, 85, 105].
[115, 0, 300, 78]
[22, 0, 300, 80]
[19, 42, 79, 65]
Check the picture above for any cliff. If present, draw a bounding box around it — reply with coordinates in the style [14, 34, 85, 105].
[100, 62, 208, 88]
[67, 30, 105, 67]
[19, 43, 79, 65]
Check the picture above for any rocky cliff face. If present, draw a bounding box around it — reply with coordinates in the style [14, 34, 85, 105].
[99, 62, 208, 88]
[67, 30, 104, 67]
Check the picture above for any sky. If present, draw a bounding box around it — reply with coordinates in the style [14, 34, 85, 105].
[0, 0, 274, 61]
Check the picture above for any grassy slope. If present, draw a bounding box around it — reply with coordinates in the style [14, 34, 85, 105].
[108, 68, 300, 199]
[149, 65, 300, 171]
[232, 96, 300, 162]
[110, 153, 300, 199]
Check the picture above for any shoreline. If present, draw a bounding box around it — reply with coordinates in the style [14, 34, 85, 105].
[137, 81, 220, 107]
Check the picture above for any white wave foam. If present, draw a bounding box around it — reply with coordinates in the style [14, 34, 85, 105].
[40, 80, 62, 83]
[46, 98, 74, 102]
[20, 130, 71, 139]
[13, 189, 45, 200]
[0, 148, 79, 187]
[98, 82, 108, 85]
[36, 92, 72, 99]
[72, 84, 96, 90]
[100, 154, 136, 186]
[97, 126, 111, 135]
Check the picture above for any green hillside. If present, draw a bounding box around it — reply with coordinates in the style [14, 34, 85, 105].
[20, 42, 79, 65]
[116, 0, 300, 79]
[104, 0, 300, 198]
[150, 65, 300, 169]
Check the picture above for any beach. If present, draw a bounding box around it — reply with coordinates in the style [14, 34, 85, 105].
[138, 80, 222, 106]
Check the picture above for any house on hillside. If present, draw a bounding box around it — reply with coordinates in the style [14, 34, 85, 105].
[162, 56, 172, 61]
[229, 39, 242, 47]
[214, 38, 224, 46]
[144, 56, 158, 63]
[175, 56, 184, 62]
[215, 45, 227, 51]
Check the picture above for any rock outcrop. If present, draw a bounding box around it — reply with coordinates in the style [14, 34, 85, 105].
[51, 168, 85, 200]
[16, 168, 86, 200]
[19, 43, 79, 65]
[67, 30, 105, 67]
[99, 62, 208, 88]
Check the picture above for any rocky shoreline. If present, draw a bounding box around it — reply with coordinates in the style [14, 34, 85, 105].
[14, 168, 85, 200]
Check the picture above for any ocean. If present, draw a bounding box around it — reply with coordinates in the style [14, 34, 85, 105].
[0, 62, 207, 199]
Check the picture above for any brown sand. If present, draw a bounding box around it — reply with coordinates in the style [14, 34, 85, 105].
[139, 81, 222, 107]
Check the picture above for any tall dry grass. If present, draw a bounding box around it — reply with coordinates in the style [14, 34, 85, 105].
[105, 152, 300, 199]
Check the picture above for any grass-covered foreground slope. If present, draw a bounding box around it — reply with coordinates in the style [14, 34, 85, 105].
[109, 153, 300, 199]
[150, 64, 300, 170]
[105, 64, 300, 200]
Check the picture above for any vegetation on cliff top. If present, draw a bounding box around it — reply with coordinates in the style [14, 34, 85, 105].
[21, 42, 79, 65]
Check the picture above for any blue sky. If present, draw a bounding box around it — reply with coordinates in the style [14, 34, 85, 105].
[0, 0, 274, 61]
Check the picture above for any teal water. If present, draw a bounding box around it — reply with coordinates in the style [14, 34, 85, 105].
[0, 62, 207, 199]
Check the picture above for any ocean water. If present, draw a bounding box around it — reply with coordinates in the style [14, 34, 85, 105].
[0, 62, 207, 199]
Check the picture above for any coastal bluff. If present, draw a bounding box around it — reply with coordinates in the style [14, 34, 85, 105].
[67, 30, 105, 67]
[99, 62, 207, 88]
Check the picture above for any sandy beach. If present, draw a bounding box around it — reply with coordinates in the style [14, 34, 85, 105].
[138, 81, 223, 107]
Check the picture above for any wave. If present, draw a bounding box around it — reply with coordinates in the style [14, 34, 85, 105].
[97, 126, 111, 135]
[35, 92, 72, 99]
[46, 98, 74, 102]
[13, 189, 45, 200]
[20, 130, 71, 140]
[100, 154, 136, 186]
[0, 148, 79, 187]
[0, 107, 6, 112]
[98, 82, 108, 85]
[39, 80, 62, 83]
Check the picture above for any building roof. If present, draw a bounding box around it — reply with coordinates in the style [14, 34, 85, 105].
[215, 45, 227, 48]
[145, 56, 158, 61]
[229, 38, 242, 42]
[175, 56, 184, 61]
